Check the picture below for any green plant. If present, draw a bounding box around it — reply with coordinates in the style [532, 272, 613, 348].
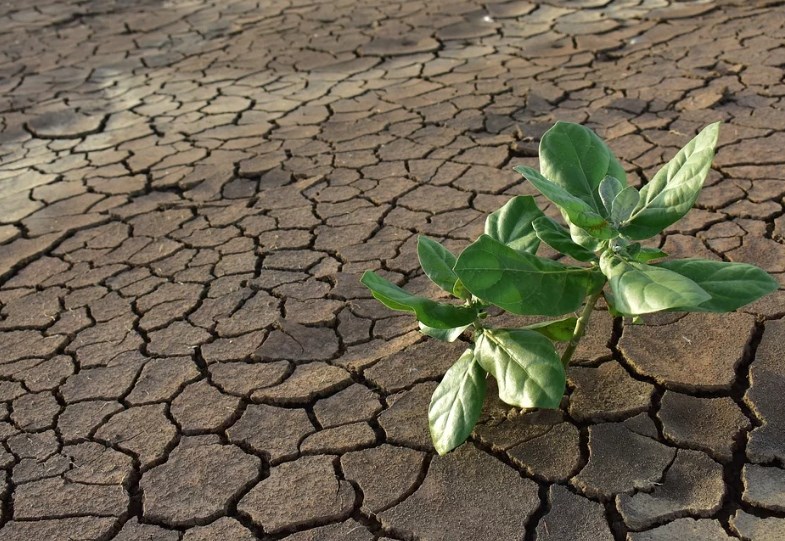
[361, 121, 778, 455]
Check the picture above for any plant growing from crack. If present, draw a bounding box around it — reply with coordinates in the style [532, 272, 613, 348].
[361, 121, 778, 455]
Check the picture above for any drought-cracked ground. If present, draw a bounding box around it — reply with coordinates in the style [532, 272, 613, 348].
[1, 0, 785, 539]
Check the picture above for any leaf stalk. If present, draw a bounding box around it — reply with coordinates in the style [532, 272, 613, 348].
[560, 288, 604, 368]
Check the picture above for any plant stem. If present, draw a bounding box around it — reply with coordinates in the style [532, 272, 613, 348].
[560, 289, 604, 368]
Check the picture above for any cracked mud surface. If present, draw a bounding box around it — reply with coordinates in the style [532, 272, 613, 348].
[1, 0, 785, 539]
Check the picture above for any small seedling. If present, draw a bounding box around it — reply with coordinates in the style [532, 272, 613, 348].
[361, 122, 777, 455]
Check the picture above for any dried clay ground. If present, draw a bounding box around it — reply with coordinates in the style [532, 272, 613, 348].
[1, 1, 785, 540]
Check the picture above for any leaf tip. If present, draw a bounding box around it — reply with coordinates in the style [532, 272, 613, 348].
[359, 270, 374, 285]
[701, 121, 721, 145]
[763, 271, 780, 292]
[432, 442, 452, 456]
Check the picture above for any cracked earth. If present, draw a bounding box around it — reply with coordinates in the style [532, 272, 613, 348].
[1, 0, 785, 539]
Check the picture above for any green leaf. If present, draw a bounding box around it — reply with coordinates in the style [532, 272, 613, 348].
[417, 236, 459, 294]
[633, 246, 668, 263]
[454, 235, 596, 317]
[569, 222, 604, 252]
[654, 259, 778, 312]
[599, 252, 711, 315]
[419, 322, 470, 342]
[522, 316, 578, 342]
[429, 349, 486, 455]
[515, 165, 615, 239]
[484, 195, 544, 253]
[539, 121, 628, 211]
[587, 267, 608, 295]
[452, 279, 471, 300]
[360, 271, 477, 328]
[622, 122, 720, 239]
[475, 329, 565, 409]
[532, 216, 597, 262]
[599, 175, 624, 216]
[611, 185, 640, 224]
[603, 290, 622, 317]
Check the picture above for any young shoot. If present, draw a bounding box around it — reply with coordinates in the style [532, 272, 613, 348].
[361, 121, 777, 455]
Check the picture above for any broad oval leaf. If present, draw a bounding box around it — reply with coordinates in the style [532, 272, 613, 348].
[522, 316, 578, 342]
[603, 290, 622, 317]
[454, 235, 595, 316]
[599, 175, 624, 216]
[360, 271, 477, 329]
[452, 279, 470, 300]
[419, 322, 470, 342]
[539, 121, 628, 211]
[654, 259, 778, 312]
[632, 246, 667, 263]
[475, 329, 565, 409]
[622, 122, 720, 239]
[569, 222, 604, 252]
[417, 236, 459, 294]
[599, 252, 711, 315]
[514, 165, 615, 239]
[611, 185, 640, 224]
[428, 349, 486, 455]
[532, 216, 597, 262]
[484, 195, 544, 253]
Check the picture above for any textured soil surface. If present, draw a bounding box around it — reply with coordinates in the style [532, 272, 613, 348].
[1, 0, 785, 540]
